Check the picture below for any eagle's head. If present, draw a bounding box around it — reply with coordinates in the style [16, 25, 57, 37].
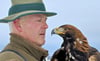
[51, 24, 89, 53]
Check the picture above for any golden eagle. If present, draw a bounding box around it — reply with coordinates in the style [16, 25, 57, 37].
[51, 24, 100, 61]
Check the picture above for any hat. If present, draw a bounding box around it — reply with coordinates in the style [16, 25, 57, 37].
[0, 0, 57, 23]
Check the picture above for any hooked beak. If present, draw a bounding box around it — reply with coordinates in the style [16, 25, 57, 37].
[51, 29, 56, 35]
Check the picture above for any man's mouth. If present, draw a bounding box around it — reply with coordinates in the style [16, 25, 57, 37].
[40, 34, 45, 35]
[40, 33, 45, 36]
[40, 31, 46, 36]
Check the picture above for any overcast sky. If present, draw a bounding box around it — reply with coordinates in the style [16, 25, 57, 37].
[0, 0, 100, 56]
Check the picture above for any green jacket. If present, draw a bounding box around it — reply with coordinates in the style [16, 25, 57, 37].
[0, 33, 48, 61]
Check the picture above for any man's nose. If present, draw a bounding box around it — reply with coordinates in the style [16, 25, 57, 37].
[43, 22, 48, 29]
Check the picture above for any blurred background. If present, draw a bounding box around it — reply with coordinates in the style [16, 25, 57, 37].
[0, 0, 100, 60]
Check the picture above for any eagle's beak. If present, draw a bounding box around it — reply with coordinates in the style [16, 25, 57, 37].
[51, 29, 56, 35]
[51, 28, 65, 35]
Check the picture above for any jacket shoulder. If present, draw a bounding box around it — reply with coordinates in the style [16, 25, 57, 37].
[0, 51, 24, 61]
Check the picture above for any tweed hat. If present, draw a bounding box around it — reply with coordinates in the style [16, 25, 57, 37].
[0, 0, 57, 23]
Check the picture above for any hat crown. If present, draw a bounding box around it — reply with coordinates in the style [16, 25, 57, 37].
[0, 0, 57, 23]
[9, 0, 45, 15]
[12, 0, 43, 5]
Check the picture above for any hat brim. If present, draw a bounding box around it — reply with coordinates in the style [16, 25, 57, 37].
[0, 10, 57, 23]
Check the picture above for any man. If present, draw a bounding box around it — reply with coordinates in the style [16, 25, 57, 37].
[0, 0, 57, 61]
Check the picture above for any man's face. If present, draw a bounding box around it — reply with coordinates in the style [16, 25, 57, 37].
[19, 14, 48, 46]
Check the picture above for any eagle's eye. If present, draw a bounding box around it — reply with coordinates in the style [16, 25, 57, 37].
[58, 28, 64, 32]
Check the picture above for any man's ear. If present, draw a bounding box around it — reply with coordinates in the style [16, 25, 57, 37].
[13, 19, 22, 32]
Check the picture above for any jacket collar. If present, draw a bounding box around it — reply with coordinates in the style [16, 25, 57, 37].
[9, 33, 48, 60]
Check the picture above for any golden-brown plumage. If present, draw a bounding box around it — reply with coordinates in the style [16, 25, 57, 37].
[52, 24, 89, 53]
[51, 24, 100, 61]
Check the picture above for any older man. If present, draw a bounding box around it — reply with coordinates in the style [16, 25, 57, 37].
[0, 0, 57, 61]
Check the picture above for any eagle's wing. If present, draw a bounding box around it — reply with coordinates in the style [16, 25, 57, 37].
[89, 47, 100, 61]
